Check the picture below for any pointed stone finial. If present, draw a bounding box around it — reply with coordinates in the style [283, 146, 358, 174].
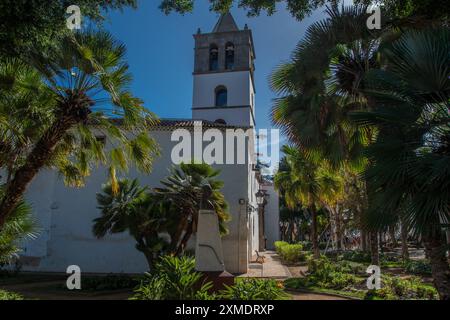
[212, 12, 239, 32]
[197, 28, 202, 34]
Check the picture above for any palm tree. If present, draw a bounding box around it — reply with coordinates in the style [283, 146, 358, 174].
[154, 163, 230, 256]
[274, 145, 343, 258]
[0, 189, 38, 264]
[270, 5, 379, 259]
[0, 30, 159, 229]
[270, 5, 377, 167]
[352, 27, 450, 299]
[94, 179, 170, 269]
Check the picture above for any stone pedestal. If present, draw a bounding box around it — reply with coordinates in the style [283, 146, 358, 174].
[195, 209, 235, 290]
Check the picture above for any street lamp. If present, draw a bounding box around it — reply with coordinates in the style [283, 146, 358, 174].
[256, 190, 265, 206]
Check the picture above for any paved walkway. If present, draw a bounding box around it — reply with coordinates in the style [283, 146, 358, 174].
[238, 251, 291, 279]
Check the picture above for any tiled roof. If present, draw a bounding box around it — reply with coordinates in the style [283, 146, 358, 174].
[102, 118, 250, 130]
[153, 118, 249, 130]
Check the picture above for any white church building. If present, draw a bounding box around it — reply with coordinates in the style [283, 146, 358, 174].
[18, 13, 280, 275]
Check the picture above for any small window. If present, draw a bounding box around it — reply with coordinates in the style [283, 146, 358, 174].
[215, 86, 227, 107]
[209, 44, 219, 71]
[225, 42, 234, 70]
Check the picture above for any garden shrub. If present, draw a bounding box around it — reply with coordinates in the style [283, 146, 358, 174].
[404, 260, 432, 276]
[365, 276, 438, 300]
[82, 274, 140, 291]
[219, 279, 287, 300]
[336, 260, 365, 275]
[278, 243, 307, 264]
[0, 289, 23, 300]
[130, 256, 213, 300]
[274, 241, 289, 255]
[341, 250, 372, 263]
[304, 256, 358, 290]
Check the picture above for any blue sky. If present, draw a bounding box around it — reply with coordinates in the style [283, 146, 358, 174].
[104, 1, 326, 131]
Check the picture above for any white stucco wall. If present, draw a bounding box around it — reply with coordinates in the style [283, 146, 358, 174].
[193, 71, 254, 108]
[263, 185, 280, 250]
[19, 128, 259, 274]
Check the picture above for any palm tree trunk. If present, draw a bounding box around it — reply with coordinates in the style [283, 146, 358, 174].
[423, 229, 450, 300]
[400, 219, 409, 260]
[389, 225, 397, 248]
[335, 208, 343, 251]
[176, 221, 193, 256]
[170, 214, 189, 253]
[0, 114, 76, 228]
[370, 231, 379, 265]
[310, 206, 319, 259]
[361, 229, 368, 251]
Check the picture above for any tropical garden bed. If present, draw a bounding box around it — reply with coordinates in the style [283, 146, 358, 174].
[274, 241, 438, 300]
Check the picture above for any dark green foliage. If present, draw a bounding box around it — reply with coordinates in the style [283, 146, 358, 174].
[78, 274, 140, 291]
[219, 278, 288, 300]
[94, 179, 171, 268]
[305, 255, 359, 289]
[159, 0, 449, 21]
[130, 256, 213, 300]
[0, 0, 138, 60]
[0, 190, 38, 264]
[364, 276, 438, 300]
[404, 260, 432, 276]
[341, 250, 372, 263]
[0, 289, 24, 300]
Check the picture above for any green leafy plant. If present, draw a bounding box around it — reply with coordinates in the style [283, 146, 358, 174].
[219, 279, 288, 300]
[81, 274, 140, 291]
[0, 289, 24, 300]
[130, 256, 213, 300]
[365, 275, 438, 300]
[274, 241, 288, 255]
[94, 179, 171, 269]
[404, 260, 432, 276]
[0, 192, 38, 264]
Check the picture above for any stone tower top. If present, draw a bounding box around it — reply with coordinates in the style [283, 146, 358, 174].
[212, 12, 239, 32]
[193, 12, 255, 76]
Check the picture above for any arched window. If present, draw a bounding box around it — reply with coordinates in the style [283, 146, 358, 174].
[209, 44, 219, 71]
[215, 86, 227, 107]
[214, 119, 227, 125]
[225, 42, 234, 70]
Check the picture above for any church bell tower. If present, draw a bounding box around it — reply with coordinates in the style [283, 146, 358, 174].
[192, 12, 256, 127]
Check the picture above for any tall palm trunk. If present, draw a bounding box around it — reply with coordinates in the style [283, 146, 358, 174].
[310, 206, 319, 259]
[370, 231, 379, 265]
[423, 228, 450, 300]
[389, 225, 397, 248]
[361, 229, 368, 251]
[335, 207, 343, 251]
[170, 214, 189, 253]
[0, 117, 76, 227]
[0, 93, 91, 229]
[176, 221, 194, 256]
[400, 218, 409, 260]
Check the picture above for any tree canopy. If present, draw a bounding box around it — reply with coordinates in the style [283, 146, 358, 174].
[158, 0, 449, 21]
[0, 0, 137, 60]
